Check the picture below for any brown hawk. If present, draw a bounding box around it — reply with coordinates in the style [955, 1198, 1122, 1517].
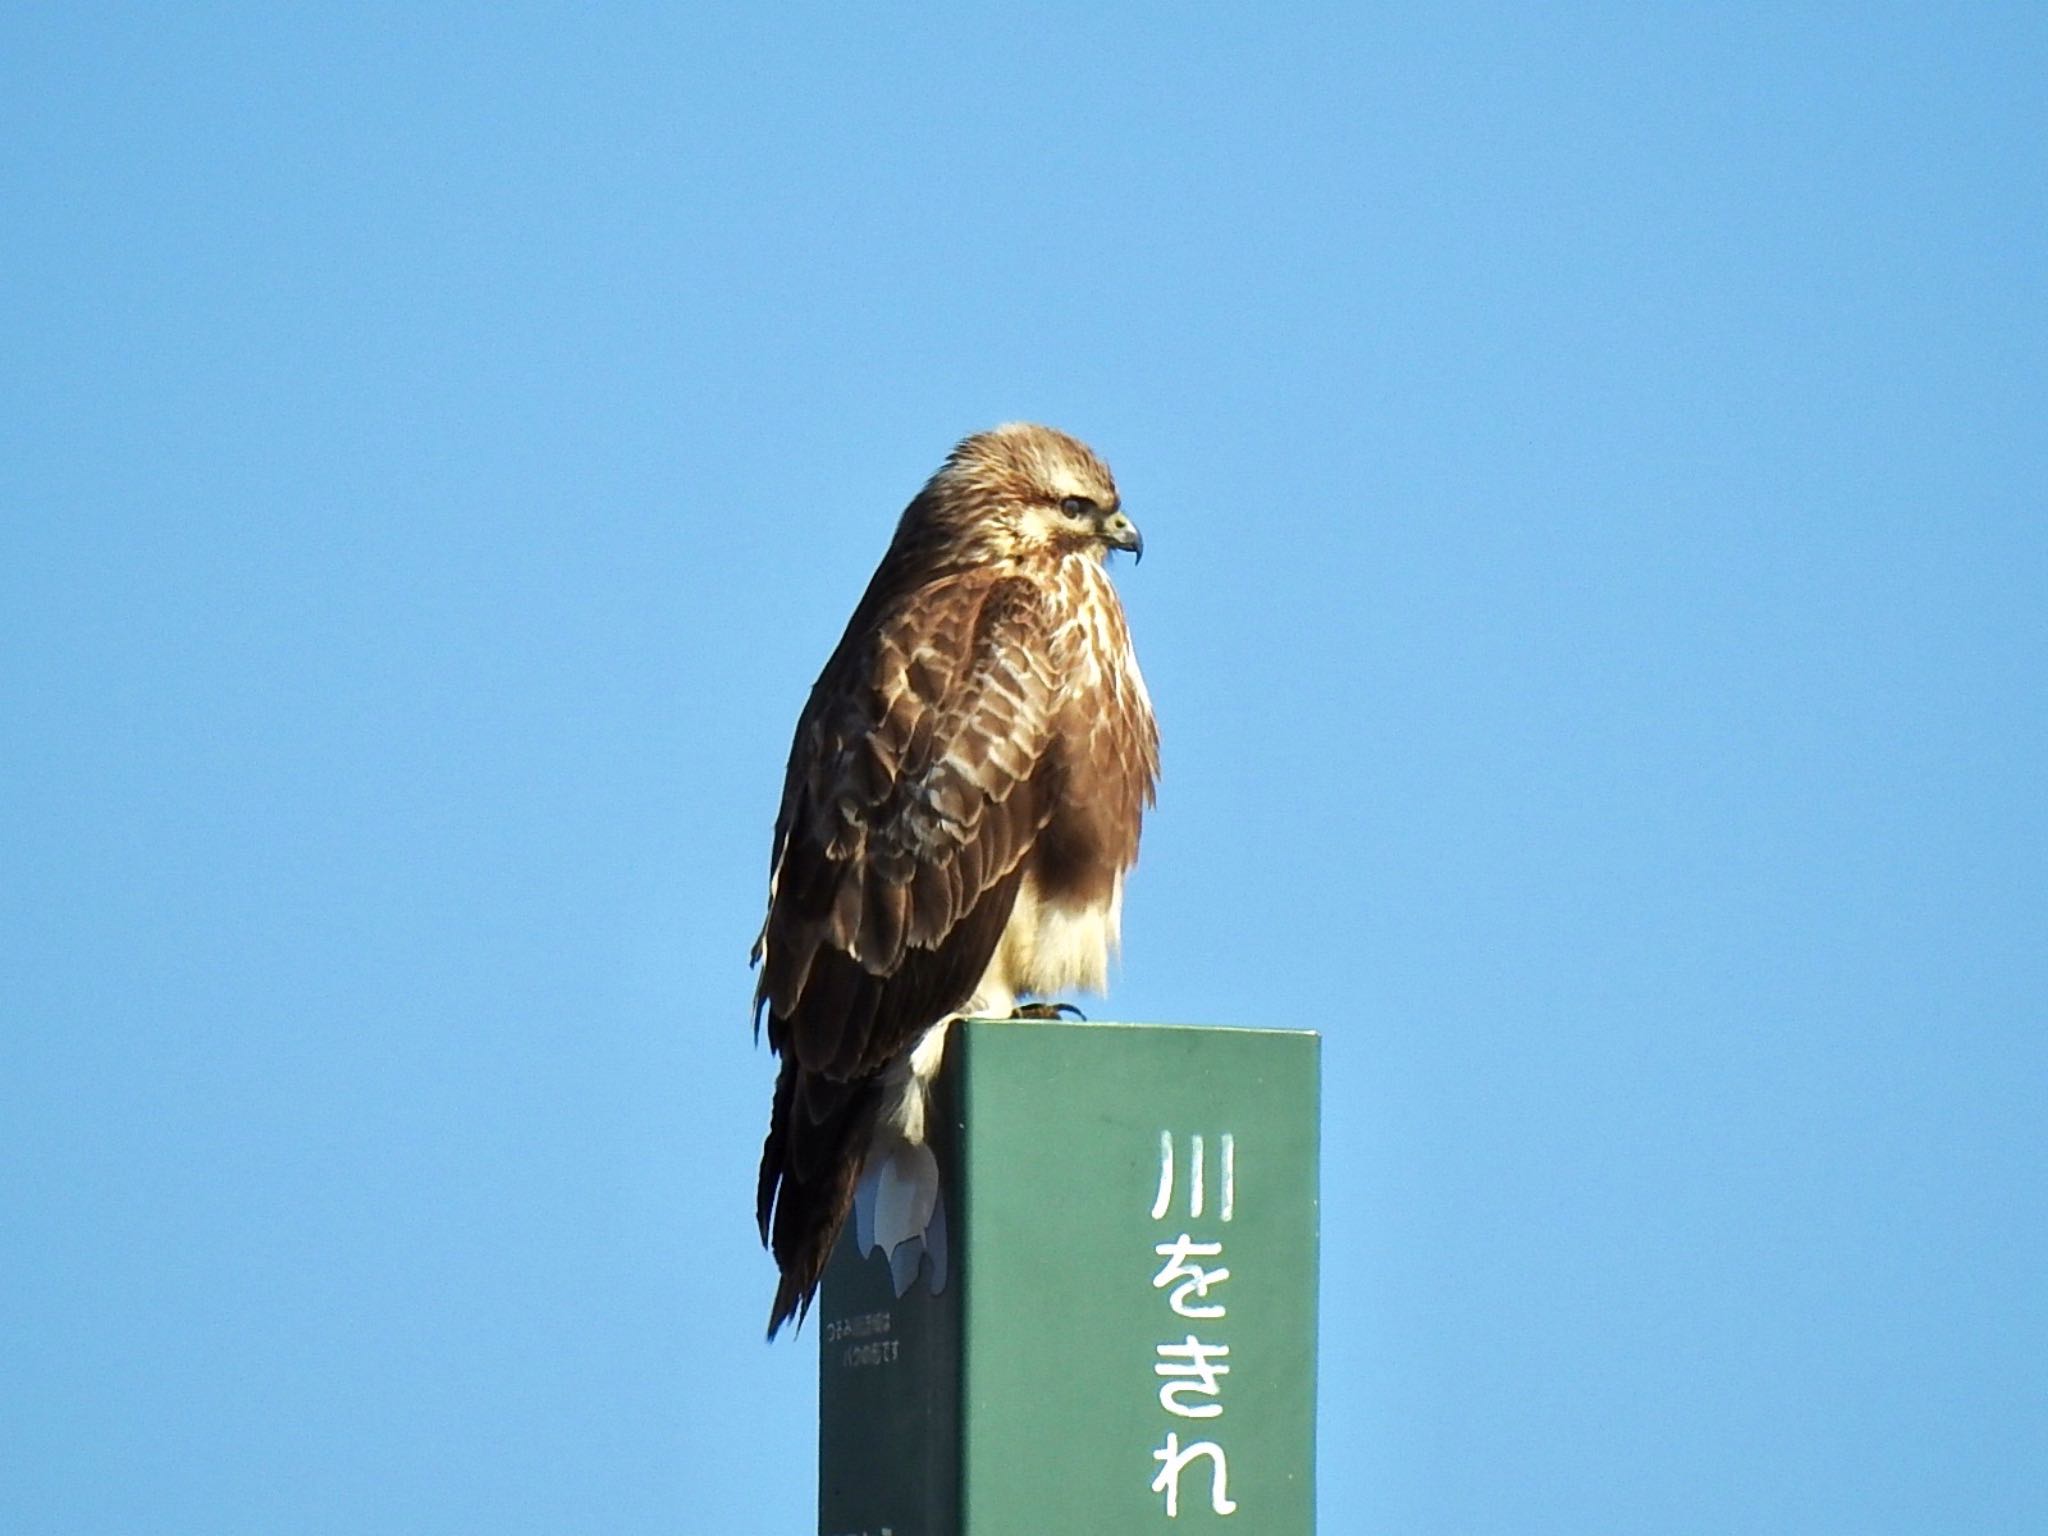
[752, 423, 1159, 1336]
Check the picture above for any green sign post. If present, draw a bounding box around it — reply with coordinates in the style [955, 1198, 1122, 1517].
[818, 1017, 1320, 1534]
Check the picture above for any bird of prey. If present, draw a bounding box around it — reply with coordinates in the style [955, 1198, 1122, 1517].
[752, 423, 1160, 1337]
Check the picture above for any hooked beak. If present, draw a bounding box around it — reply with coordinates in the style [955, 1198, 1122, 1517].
[1102, 509, 1144, 564]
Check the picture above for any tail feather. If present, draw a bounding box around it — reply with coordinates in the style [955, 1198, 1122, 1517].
[758, 1056, 881, 1339]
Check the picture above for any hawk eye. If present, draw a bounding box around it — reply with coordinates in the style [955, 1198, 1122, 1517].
[1059, 496, 1096, 518]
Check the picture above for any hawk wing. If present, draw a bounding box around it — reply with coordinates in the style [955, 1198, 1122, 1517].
[753, 569, 1064, 1327]
[755, 569, 1063, 1069]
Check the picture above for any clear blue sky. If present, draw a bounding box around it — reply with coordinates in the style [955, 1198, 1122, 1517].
[5, 5, 2044, 1532]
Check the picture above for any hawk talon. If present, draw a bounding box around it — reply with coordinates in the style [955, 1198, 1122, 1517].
[1010, 1002, 1088, 1022]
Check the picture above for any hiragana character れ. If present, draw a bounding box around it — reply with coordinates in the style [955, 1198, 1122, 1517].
[1150, 1430, 1238, 1517]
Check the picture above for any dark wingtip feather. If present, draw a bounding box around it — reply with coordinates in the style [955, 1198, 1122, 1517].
[759, 1070, 878, 1345]
[757, 1059, 796, 1245]
[765, 1276, 813, 1341]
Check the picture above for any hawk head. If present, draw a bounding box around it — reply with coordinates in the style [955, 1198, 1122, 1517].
[898, 423, 1143, 566]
